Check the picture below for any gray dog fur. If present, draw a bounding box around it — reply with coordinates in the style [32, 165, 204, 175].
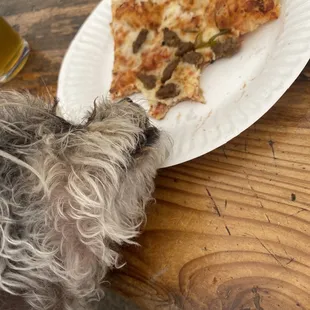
[0, 92, 166, 310]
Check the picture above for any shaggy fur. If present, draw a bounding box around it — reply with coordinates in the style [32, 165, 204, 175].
[0, 91, 166, 310]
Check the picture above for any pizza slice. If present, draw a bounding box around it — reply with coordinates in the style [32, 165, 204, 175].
[110, 0, 280, 120]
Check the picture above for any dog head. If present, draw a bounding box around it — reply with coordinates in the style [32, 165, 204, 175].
[0, 91, 167, 310]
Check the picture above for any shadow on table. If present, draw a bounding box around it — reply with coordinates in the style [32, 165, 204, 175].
[0, 289, 141, 310]
[99, 288, 141, 310]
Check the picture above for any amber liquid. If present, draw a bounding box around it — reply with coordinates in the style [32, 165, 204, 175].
[0, 17, 29, 82]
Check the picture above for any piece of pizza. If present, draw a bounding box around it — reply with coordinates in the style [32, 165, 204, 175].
[110, 0, 280, 119]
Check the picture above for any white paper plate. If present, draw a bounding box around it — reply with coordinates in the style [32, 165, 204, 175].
[57, 0, 310, 167]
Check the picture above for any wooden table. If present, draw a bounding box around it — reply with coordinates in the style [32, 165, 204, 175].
[1, 1, 310, 309]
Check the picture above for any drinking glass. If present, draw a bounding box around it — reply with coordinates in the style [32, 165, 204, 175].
[0, 17, 30, 83]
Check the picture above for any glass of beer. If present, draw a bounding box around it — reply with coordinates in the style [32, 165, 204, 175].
[0, 17, 30, 83]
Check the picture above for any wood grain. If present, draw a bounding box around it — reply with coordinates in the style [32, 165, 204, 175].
[110, 78, 310, 310]
[1, 1, 310, 309]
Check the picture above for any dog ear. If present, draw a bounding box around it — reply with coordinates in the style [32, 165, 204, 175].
[46, 130, 142, 308]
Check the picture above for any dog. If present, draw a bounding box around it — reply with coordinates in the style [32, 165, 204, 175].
[0, 91, 166, 310]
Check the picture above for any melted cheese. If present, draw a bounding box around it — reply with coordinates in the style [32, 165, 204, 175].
[110, 0, 280, 119]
